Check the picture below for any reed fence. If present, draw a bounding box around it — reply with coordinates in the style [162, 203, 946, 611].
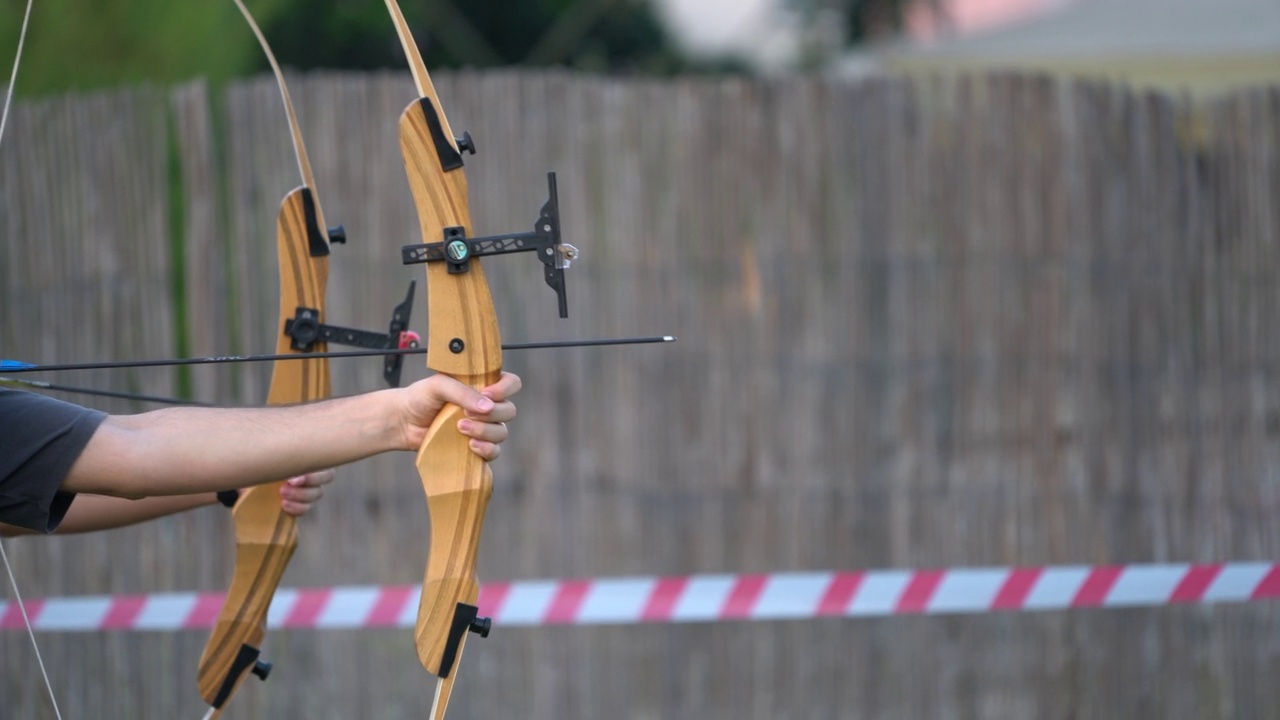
[2, 70, 1278, 719]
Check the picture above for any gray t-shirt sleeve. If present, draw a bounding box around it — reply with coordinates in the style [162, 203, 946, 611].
[0, 389, 106, 532]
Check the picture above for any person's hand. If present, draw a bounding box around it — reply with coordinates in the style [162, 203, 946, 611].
[398, 372, 521, 459]
[278, 469, 336, 516]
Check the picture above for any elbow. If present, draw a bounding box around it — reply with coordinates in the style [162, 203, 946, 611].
[61, 421, 153, 499]
[112, 488, 150, 501]
[0, 523, 27, 538]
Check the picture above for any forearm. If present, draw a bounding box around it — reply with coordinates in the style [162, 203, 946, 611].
[0, 493, 219, 536]
[61, 390, 404, 498]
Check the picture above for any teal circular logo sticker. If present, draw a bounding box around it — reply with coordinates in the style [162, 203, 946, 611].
[446, 239, 470, 262]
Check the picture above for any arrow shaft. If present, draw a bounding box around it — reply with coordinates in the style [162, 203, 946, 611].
[2, 336, 675, 374]
[0, 377, 210, 406]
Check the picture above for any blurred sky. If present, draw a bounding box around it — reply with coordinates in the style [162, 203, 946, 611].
[654, 0, 801, 67]
[907, 0, 1280, 55]
[835, 0, 1280, 94]
[907, 0, 1075, 41]
[654, 0, 1082, 67]
[659, 0, 1280, 74]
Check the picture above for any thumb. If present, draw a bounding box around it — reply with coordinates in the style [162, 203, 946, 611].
[413, 375, 494, 418]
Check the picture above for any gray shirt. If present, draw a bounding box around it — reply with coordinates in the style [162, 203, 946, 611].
[0, 389, 105, 532]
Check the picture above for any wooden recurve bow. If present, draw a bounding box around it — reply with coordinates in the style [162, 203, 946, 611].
[382, 5, 587, 712]
[196, 2, 339, 716]
[384, 2, 501, 716]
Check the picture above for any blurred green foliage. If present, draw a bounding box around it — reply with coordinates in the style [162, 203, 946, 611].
[0, 0, 283, 94]
[261, 0, 704, 74]
[0, 0, 736, 97]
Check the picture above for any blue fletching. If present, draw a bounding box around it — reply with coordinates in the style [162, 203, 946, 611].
[0, 360, 36, 370]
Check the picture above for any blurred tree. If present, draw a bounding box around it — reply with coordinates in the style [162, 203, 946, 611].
[2, 0, 950, 96]
[0, 0, 725, 97]
[259, 0, 703, 75]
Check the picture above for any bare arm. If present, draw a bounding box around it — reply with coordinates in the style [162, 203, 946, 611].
[0, 471, 338, 537]
[1, 494, 214, 537]
[59, 373, 519, 500]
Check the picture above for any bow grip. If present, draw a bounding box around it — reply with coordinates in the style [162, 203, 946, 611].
[414, 401, 495, 677]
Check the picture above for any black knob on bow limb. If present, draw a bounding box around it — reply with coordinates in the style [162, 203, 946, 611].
[252, 660, 273, 681]
[327, 225, 347, 244]
[469, 616, 491, 638]
[286, 309, 321, 350]
[455, 131, 476, 155]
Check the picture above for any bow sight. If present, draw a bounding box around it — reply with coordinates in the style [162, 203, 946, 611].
[400, 171, 578, 319]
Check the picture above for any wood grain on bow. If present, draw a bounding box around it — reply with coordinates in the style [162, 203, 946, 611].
[384, 2, 500, 717]
[196, 2, 334, 716]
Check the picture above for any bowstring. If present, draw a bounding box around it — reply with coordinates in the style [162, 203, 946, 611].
[1, 1, 66, 718]
[0, 0, 33, 145]
[0, 542, 63, 720]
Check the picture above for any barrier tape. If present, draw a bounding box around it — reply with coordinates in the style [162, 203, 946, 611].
[3, 562, 1277, 632]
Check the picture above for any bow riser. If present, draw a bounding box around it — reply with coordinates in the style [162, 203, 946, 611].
[268, 187, 332, 405]
[197, 185, 331, 714]
[399, 104, 501, 374]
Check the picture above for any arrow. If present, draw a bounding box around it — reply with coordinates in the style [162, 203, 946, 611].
[0, 336, 675, 374]
[0, 377, 211, 405]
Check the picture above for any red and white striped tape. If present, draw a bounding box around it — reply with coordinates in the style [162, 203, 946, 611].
[3, 562, 1277, 632]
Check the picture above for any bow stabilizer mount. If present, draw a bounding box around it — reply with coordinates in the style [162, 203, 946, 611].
[284, 280, 422, 386]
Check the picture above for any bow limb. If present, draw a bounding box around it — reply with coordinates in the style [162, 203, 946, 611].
[196, 2, 332, 716]
[231, 0, 324, 204]
[385, 2, 501, 716]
